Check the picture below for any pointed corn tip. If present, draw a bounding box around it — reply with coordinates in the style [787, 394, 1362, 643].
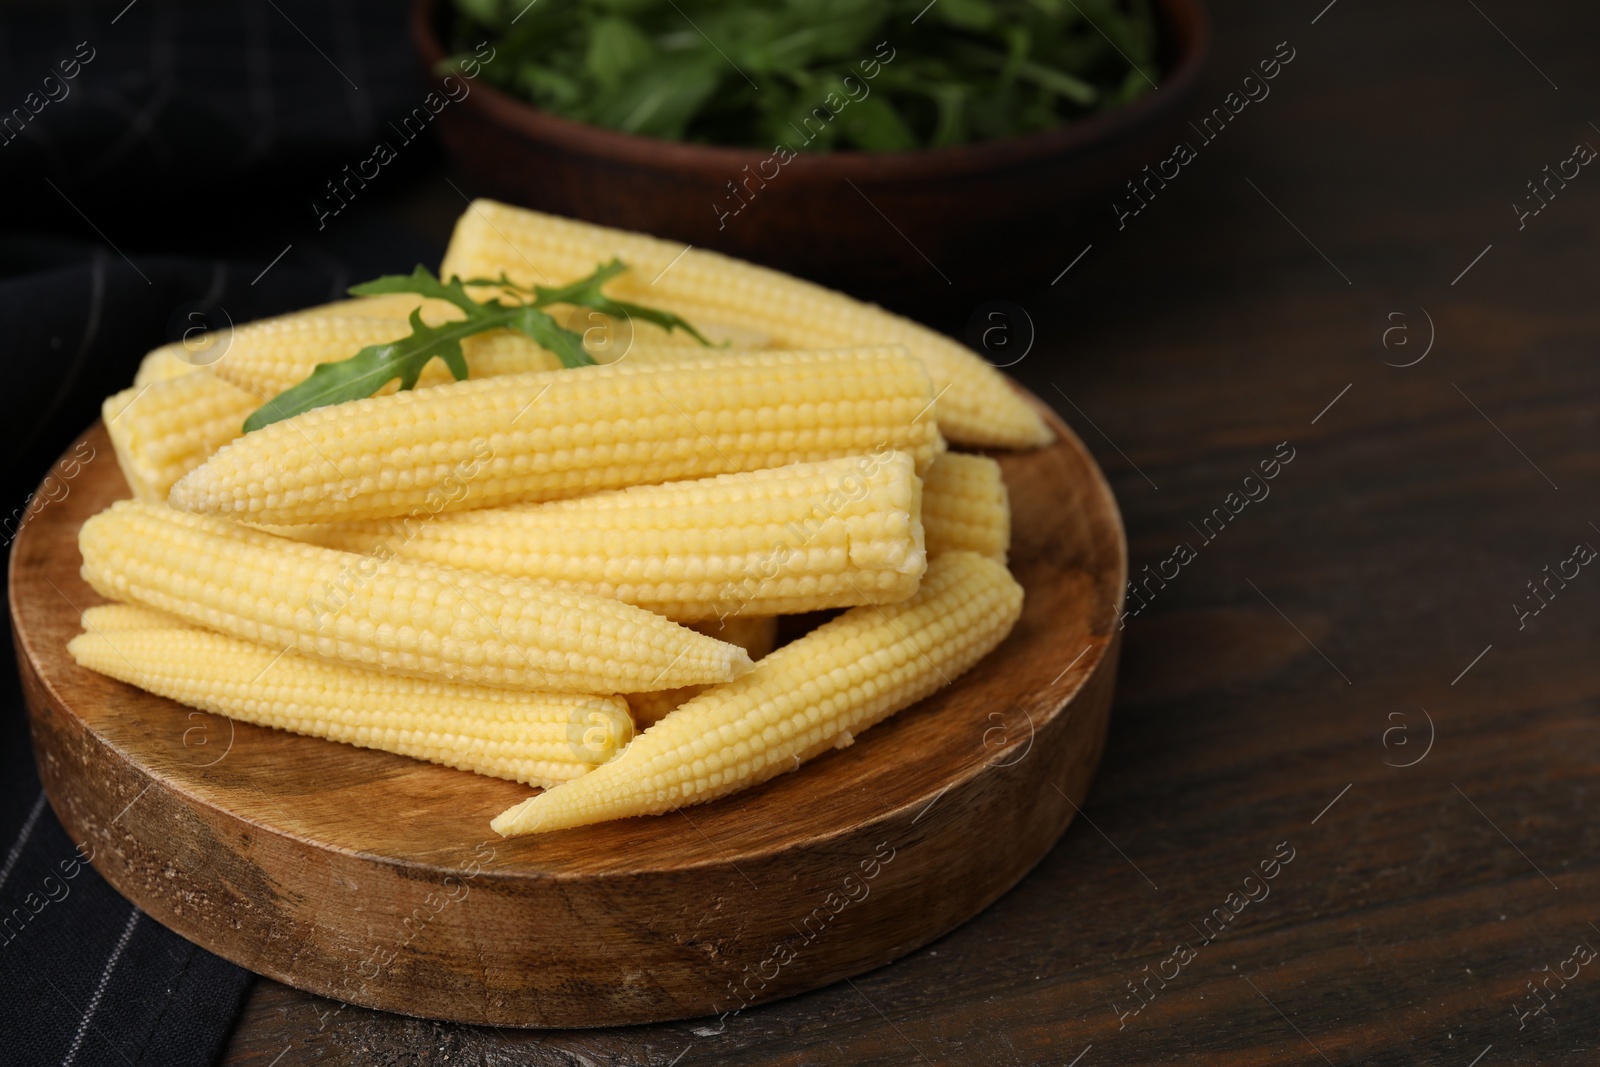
[725, 644, 755, 679]
[488, 804, 525, 838]
[1029, 417, 1056, 447]
[1004, 406, 1054, 449]
[166, 468, 201, 512]
[491, 791, 561, 837]
[168, 446, 242, 514]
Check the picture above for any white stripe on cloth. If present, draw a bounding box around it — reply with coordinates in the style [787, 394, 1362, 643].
[61, 905, 141, 1067]
[0, 790, 48, 896]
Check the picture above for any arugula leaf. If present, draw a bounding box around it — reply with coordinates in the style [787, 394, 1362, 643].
[504, 304, 594, 368]
[928, 83, 969, 148]
[586, 15, 655, 90]
[594, 56, 720, 139]
[938, 0, 998, 31]
[242, 309, 481, 433]
[517, 63, 585, 109]
[447, 0, 1160, 149]
[242, 259, 706, 432]
[838, 94, 918, 151]
[465, 258, 714, 345]
[351, 265, 483, 316]
[453, 0, 503, 27]
[534, 258, 715, 345]
[518, 259, 628, 300]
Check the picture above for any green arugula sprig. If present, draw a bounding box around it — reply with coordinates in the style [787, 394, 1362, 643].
[242, 259, 708, 433]
[443, 0, 1161, 150]
[466, 260, 715, 346]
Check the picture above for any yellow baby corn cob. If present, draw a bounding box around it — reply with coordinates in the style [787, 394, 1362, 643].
[207, 316, 405, 395]
[141, 321, 556, 407]
[627, 616, 779, 728]
[128, 297, 736, 391]
[461, 329, 564, 377]
[171, 348, 943, 526]
[130, 294, 480, 391]
[579, 318, 771, 355]
[588, 342, 688, 366]
[492, 551, 1022, 835]
[103, 373, 259, 501]
[70, 604, 630, 786]
[290, 292, 454, 323]
[622, 687, 695, 735]
[114, 333, 549, 507]
[77, 603, 169, 632]
[133, 295, 464, 386]
[585, 341, 731, 367]
[134, 345, 204, 386]
[441, 199, 1051, 449]
[921, 453, 1011, 562]
[205, 316, 560, 399]
[289, 453, 927, 619]
[79, 500, 749, 693]
[112, 341, 556, 507]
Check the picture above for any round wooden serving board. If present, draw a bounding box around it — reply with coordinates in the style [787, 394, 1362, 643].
[10, 391, 1125, 1028]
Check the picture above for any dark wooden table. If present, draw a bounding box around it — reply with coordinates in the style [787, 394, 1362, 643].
[223, 0, 1600, 1062]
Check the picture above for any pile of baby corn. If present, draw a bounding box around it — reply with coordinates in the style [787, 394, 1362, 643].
[72, 200, 1050, 837]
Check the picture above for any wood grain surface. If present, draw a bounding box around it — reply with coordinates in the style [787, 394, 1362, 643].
[10, 396, 1123, 1028]
[207, 0, 1600, 1062]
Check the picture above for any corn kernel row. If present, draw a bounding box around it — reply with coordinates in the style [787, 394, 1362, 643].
[103, 373, 258, 501]
[205, 316, 561, 399]
[170, 348, 944, 526]
[289, 453, 926, 620]
[440, 199, 1053, 449]
[72, 604, 629, 786]
[921, 453, 1012, 562]
[492, 551, 1023, 835]
[79, 500, 750, 693]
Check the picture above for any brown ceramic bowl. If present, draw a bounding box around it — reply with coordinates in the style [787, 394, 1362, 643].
[412, 0, 1209, 307]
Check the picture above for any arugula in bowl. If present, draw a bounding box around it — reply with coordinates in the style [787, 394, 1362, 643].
[442, 0, 1161, 150]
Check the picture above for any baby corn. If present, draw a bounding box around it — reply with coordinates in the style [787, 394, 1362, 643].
[79, 500, 750, 693]
[205, 315, 560, 399]
[460, 329, 564, 378]
[132, 291, 461, 387]
[441, 199, 1052, 449]
[70, 604, 630, 785]
[103, 373, 259, 501]
[208, 316, 408, 395]
[170, 348, 944, 526]
[289, 292, 456, 323]
[587, 323, 771, 355]
[114, 331, 564, 505]
[492, 551, 1022, 836]
[921, 453, 1011, 562]
[627, 616, 780, 728]
[291, 453, 927, 619]
[134, 345, 204, 386]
